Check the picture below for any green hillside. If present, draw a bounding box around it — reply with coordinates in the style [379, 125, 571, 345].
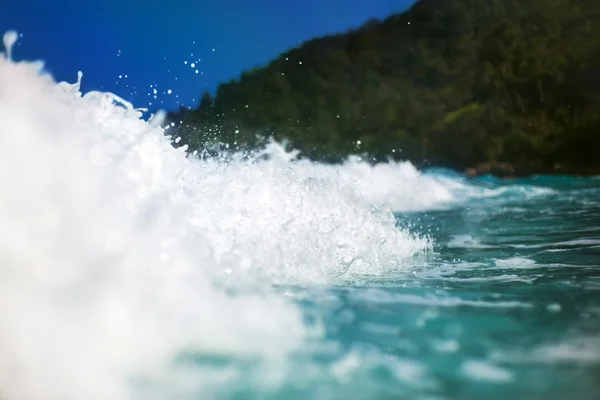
[167, 0, 600, 175]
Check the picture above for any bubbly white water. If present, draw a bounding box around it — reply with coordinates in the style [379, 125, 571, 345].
[0, 31, 459, 400]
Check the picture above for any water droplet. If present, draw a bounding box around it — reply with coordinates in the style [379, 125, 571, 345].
[3, 30, 18, 60]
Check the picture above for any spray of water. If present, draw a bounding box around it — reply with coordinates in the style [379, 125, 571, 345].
[0, 31, 453, 399]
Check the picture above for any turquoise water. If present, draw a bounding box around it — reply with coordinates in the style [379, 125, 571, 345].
[256, 175, 600, 400]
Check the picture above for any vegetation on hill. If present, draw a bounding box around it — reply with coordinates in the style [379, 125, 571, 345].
[167, 0, 600, 175]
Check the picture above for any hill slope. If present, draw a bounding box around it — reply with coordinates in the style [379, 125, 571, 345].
[168, 0, 600, 175]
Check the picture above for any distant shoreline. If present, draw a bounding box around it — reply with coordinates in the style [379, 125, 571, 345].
[463, 162, 600, 178]
[168, 0, 600, 179]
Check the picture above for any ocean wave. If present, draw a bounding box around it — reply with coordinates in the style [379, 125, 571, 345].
[0, 31, 446, 400]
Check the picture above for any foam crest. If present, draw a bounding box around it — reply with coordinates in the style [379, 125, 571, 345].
[0, 34, 434, 399]
[178, 149, 433, 284]
[0, 43, 320, 400]
[289, 155, 455, 212]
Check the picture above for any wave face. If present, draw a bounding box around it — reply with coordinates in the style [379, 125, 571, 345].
[0, 32, 453, 400]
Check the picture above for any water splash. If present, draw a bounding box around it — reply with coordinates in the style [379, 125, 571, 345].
[0, 32, 443, 399]
[0, 30, 572, 400]
[2, 30, 18, 61]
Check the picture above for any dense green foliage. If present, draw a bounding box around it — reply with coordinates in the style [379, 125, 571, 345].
[167, 0, 600, 174]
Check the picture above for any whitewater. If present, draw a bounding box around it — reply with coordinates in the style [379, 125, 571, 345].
[1, 31, 599, 400]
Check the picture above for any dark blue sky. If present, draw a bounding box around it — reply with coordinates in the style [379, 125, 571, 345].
[2, 0, 414, 111]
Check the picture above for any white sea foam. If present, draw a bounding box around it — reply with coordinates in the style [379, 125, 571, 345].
[493, 337, 600, 365]
[350, 290, 533, 309]
[0, 28, 572, 400]
[461, 360, 513, 383]
[0, 32, 451, 399]
[447, 234, 494, 249]
[316, 157, 455, 211]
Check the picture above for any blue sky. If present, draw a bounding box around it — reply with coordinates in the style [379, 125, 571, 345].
[1, 0, 414, 111]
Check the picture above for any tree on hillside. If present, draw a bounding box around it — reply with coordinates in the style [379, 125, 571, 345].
[168, 0, 600, 175]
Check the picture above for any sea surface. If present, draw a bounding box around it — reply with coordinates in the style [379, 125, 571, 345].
[1, 31, 599, 400]
[279, 174, 600, 400]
